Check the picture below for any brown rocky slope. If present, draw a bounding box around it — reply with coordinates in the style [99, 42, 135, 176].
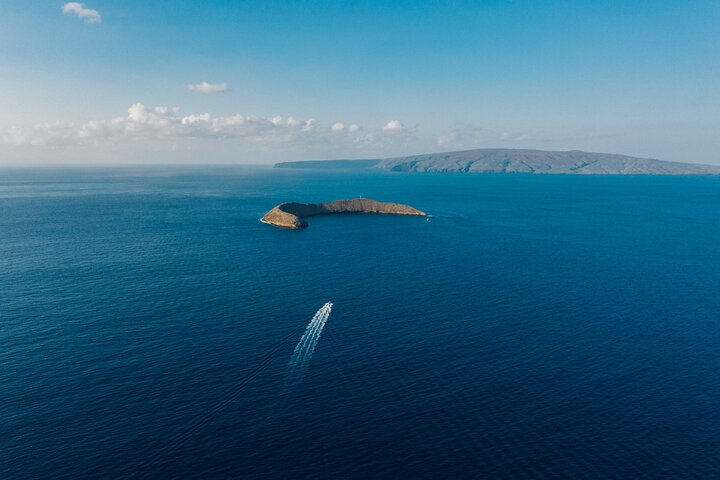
[261, 198, 426, 229]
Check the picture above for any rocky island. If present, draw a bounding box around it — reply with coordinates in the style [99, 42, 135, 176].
[261, 198, 426, 229]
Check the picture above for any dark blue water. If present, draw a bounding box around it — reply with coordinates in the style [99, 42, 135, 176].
[2, 167, 719, 479]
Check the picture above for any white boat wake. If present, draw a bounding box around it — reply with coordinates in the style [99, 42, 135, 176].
[284, 302, 333, 390]
[130, 305, 330, 476]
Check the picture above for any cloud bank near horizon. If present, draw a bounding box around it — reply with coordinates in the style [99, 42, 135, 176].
[0, 103, 420, 153]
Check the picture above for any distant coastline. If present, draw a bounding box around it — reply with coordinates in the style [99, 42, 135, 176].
[275, 148, 720, 175]
[261, 198, 426, 229]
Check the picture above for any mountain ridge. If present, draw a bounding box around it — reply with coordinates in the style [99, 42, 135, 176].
[275, 149, 720, 175]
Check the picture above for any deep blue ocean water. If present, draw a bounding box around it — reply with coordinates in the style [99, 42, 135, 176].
[1, 167, 719, 479]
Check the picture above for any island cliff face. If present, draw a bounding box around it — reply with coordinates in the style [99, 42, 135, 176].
[261, 198, 426, 229]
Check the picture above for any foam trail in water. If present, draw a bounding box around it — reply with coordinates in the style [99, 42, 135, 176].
[293, 304, 327, 356]
[284, 302, 332, 389]
[299, 306, 330, 364]
[287, 303, 331, 377]
[288, 304, 327, 369]
[284, 307, 327, 386]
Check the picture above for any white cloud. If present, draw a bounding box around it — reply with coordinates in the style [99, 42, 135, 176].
[1, 105, 431, 163]
[180, 113, 211, 126]
[187, 82, 229, 94]
[329, 122, 366, 134]
[0, 104, 360, 147]
[62, 3, 101, 24]
[301, 118, 317, 132]
[383, 120, 405, 132]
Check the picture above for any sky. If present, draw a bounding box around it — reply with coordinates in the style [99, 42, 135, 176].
[1, 0, 719, 165]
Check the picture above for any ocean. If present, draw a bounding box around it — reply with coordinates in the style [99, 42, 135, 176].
[1, 167, 719, 479]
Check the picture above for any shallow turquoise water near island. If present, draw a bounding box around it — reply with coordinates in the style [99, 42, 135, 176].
[1, 167, 720, 479]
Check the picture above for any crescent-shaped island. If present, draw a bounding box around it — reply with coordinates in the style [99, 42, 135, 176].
[261, 198, 426, 229]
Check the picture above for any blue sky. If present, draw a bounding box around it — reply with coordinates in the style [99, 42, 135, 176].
[1, 1, 719, 164]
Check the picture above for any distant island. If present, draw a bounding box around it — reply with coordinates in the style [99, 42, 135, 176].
[275, 148, 720, 175]
[261, 198, 426, 229]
